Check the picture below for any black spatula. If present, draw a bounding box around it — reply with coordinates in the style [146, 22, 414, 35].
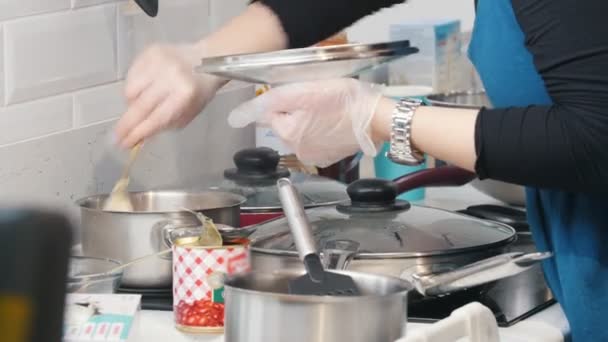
[277, 178, 360, 296]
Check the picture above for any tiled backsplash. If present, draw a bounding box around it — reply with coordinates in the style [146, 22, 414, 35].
[0, 0, 253, 230]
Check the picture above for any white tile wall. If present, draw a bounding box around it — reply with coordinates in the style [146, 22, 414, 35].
[0, 84, 255, 230]
[73, 81, 126, 127]
[117, 0, 210, 77]
[0, 25, 4, 107]
[0, 0, 70, 21]
[72, 0, 123, 9]
[208, 0, 249, 31]
[0, 0, 256, 231]
[0, 95, 72, 146]
[4, 5, 118, 104]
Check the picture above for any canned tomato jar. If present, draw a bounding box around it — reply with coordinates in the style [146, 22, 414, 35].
[172, 237, 251, 333]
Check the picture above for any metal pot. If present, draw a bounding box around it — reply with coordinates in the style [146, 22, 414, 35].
[76, 190, 245, 288]
[425, 90, 526, 206]
[224, 270, 411, 342]
[212, 147, 348, 226]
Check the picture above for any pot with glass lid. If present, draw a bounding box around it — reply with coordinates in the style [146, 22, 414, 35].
[248, 177, 546, 299]
[211, 147, 349, 226]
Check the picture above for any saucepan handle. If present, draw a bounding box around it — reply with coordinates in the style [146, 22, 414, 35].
[151, 217, 200, 259]
[410, 251, 553, 296]
[321, 239, 360, 270]
[277, 178, 318, 260]
[393, 166, 476, 194]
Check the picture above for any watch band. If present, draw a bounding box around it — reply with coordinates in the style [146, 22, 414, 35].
[386, 98, 425, 166]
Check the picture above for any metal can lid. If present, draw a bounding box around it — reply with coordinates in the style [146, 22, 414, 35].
[173, 236, 202, 246]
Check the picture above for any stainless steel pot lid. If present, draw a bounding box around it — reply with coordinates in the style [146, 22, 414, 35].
[250, 179, 516, 258]
[212, 148, 348, 212]
[197, 40, 419, 85]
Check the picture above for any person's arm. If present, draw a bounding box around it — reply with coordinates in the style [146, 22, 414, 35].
[373, 0, 608, 193]
[199, 0, 405, 58]
[372, 98, 479, 172]
[252, 0, 405, 48]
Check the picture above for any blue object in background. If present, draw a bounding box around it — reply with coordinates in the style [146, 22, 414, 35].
[375, 142, 427, 201]
[374, 86, 432, 201]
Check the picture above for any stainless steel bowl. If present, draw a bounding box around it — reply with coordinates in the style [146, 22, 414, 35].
[426, 90, 526, 206]
[67, 256, 123, 293]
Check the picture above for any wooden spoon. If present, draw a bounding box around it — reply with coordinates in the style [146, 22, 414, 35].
[103, 143, 142, 212]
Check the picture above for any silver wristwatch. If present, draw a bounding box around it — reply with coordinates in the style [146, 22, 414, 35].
[386, 98, 425, 166]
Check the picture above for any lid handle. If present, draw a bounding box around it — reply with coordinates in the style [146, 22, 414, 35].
[347, 178, 398, 205]
[337, 178, 410, 213]
[234, 147, 281, 173]
[224, 147, 290, 181]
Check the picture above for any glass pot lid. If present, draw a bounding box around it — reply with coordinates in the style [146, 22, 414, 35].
[213, 147, 348, 211]
[250, 179, 517, 258]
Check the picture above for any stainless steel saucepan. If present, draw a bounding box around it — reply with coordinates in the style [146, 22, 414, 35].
[76, 190, 245, 288]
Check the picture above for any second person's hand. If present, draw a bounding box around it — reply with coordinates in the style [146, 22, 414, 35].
[227, 78, 387, 167]
[115, 43, 225, 148]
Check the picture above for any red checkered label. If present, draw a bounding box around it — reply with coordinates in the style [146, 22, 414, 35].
[173, 244, 250, 305]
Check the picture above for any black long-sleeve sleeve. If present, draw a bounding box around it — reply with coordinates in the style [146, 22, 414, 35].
[256, 0, 404, 48]
[474, 0, 608, 193]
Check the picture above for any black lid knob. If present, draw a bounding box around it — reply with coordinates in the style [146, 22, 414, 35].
[337, 178, 410, 214]
[234, 147, 280, 173]
[224, 147, 290, 182]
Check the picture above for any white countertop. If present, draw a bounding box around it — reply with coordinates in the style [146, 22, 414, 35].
[128, 185, 570, 342]
[131, 303, 568, 342]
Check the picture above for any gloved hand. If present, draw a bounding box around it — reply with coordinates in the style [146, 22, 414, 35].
[228, 78, 384, 167]
[115, 44, 224, 148]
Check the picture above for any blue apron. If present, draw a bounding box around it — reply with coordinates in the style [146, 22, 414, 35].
[469, 1, 608, 341]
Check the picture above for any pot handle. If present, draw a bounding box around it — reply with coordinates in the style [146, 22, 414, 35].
[277, 178, 317, 259]
[151, 217, 200, 259]
[409, 251, 552, 296]
[393, 166, 476, 194]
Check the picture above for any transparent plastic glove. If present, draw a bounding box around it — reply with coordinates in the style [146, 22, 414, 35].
[115, 43, 224, 148]
[228, 78, 384, 167]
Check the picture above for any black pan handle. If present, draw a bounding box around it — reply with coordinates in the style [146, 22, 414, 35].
[393, 166, 477, 195]
[461, 204, 529, 231]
